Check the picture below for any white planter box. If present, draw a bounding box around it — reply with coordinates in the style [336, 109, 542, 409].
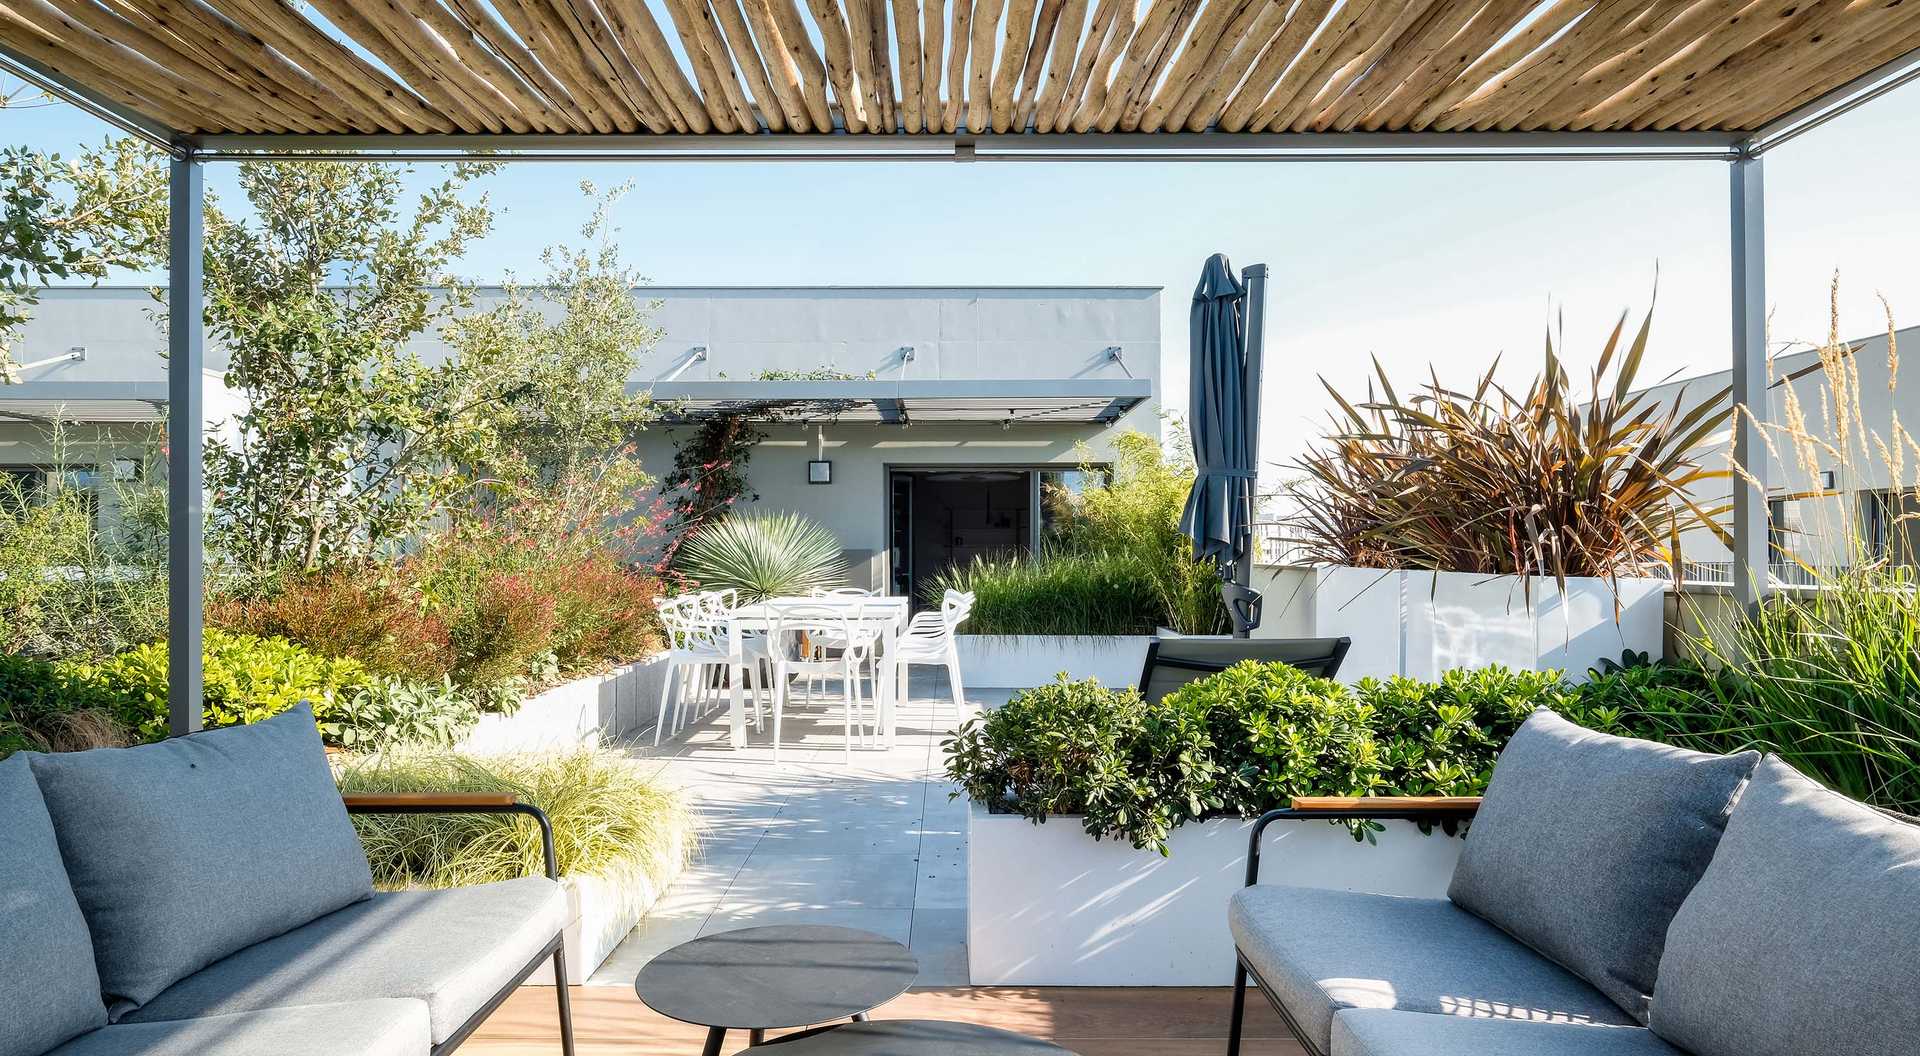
[1293, 567, 1664, 683]
[967, 804, 1463, 986]
[457, 653, 672, 754]
[954, 635, 1155, 690]
[523, 821, 694, 984]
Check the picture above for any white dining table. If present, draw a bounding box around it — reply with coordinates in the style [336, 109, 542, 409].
[722, 595, 911, 751]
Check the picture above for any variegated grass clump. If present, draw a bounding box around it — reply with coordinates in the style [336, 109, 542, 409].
[1285, 294, 1732, 591]
[672, 510, 847, 602]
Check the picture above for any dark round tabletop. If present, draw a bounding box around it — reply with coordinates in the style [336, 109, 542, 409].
[634, 925, 919, 1031]
[746, 1020, 1080, 1054]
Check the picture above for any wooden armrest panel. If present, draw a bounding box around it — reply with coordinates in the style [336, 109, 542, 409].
[341, 792, 518, 808]
[1290, 796, 1482, 813]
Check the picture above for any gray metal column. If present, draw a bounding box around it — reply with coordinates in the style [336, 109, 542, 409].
[1234, 263, 1269, 637]
[167, 154, 205, 736]
[1729, 152, 1769, 610]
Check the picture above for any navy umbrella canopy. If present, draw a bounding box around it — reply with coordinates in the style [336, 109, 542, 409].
[1178, 253, 1264, 635]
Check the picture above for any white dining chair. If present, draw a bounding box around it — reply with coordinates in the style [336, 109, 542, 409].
[653, 593, 762, 746]
[885, 589, 974, 723]
[765, 601, 880, 763]
[803, 586, 878, 701]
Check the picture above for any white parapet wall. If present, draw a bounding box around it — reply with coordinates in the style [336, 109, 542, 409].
[968, 804, 1464, 986]
[953, 635, 1156, 690]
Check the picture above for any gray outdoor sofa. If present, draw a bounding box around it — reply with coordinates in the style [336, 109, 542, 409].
[1226, 708, 1920, 1056]
[1, 704, 575, 1056]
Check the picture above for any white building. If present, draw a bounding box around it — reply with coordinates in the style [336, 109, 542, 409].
[1, 285, 1161, 596]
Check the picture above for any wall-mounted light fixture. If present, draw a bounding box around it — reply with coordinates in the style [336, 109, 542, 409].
[808, 424, 832, 484]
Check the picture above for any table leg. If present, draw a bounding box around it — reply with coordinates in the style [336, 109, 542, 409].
[728, 662, 745, 750]
[749, 1028, 766, 1045]
[702, 1026, 727, 1056]
[851, 1012, 870, 1022]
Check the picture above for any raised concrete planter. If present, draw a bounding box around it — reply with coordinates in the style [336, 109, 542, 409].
[954, 635, 1155, 690]
[967, 803, 1463, 986]
[1287, 567, 1664, 683]
[524, 812, 695, 984]
[457, 653, 672, 754]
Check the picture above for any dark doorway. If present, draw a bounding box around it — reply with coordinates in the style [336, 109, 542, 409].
[889, 468, 1033, 603]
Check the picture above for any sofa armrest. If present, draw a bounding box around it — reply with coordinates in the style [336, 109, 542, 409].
[1243, 797, 1481, 887]
[342, 793, 559, 880]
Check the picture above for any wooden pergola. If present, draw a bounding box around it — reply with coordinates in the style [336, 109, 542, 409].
[4, 0, 1919, 730]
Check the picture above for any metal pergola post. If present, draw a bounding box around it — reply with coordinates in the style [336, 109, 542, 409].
[1234, 263, 1269, 639]
[1728, 150, 1770, 611]
[166, 154, 205, 735]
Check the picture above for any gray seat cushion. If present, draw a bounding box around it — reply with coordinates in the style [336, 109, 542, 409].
[27, 705, 374, 1019]
[47, 1000, 429, 1056]
[1230, 885, 1633, 1055]
[125, 876, 566, 1045]
[0, 756, 108, 1056]
[1332, 1010, 1683, 1056]
[1447, 710, 1758, 1022]
[1650, 756, 1920, 1056]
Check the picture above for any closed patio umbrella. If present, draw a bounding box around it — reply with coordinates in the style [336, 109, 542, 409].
[1179, 253, 1266, 636]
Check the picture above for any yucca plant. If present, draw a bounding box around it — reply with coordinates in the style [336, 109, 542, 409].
[1285, 294, 1733, 593]
[672, 510, 847, 602]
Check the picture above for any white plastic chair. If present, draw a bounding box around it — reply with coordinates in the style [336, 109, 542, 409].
[886, 590, 973, 723]
[653, 593, 763, 745]
[765, 601, 880, 763]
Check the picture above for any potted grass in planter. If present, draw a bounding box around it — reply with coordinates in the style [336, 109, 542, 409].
[947, 662, 1562, 985]
[1273, 298, 1728, 681]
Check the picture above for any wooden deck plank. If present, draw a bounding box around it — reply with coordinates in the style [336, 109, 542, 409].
[469, 985, 1306, 1054]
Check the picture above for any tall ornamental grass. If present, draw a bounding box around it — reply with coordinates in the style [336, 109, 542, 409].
[931, 549, 1165, 636]
[338, 749, 696, 910]
[1285, 295, 1731, 590]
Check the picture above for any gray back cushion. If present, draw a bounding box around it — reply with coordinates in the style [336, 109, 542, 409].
[0, 756, 107, 1056]
[1651, 756, 1920, 1056]
[27, 705, 373, 1019]
[1448, 710, 1758, 1023]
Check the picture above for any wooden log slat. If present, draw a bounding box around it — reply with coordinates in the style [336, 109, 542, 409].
[683, 0, 765, 131]
[33, 0, 310, 131]
[1314, 0, 1489, 131]
[1527, 0, 1736, 130]
[710, 0, 794, 130]
[657, 0, 744, 131]
[1407, 0, 1591, 128]
[1368, 0, 1572, 130]
[1244, 0, 1409, 132]
[893, 0, 925, 131]
[0, 14, 213, 131]
[764, 0, 835, 127]
[1216, 0, 1335, 132]
[438, 0, 604, 131]
[964, 0, 1005, 131]
[1723, 11, 1920, 128]
[805, 0, 871, 131]
[7, 0, 279, 131]
[1573, 0, 1822, 130]
[1063, 0, 1134, 131]
[1028, 0, 1088, 131]
[837, 0, 886, 129]
[1171, 0, 1293, 131]
[990, 0, 1042, 131]
[1630, 0, 1859, 130]
[543, 0, 676, 132]
[1013, 0, 1071, 130]
[1091, 0, 1183, 130]
[1620, 0, 1858, 131]
[208, 0, 450, 132]
[866, 0, 900, 131]
[941, 0, 975, 130]
[1658, 0, 1906, 130]
[1477, 0, 1691, 132]
[1042, 0, 1118, 131]
[303, 0, 494, 132]
[921, 0, 946, 127]
[102, 0, 361, 131]
[740, 0, 818, 130]
[402, 0, 579, 132]
[487, 0, 630, 132]
[1114, 0, 1204, 131]
[1428, 0, 1638, 131]
[1298, 0, 1451, 131]
[1137, 0, 1255, 132]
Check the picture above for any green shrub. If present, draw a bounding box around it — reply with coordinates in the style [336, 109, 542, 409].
[945, 661, 1572, 853]
[209, 566, 456, 680]
[0, 652, 134, 757]
[332, 676, 492, 752]
[338, 749, 695, 913]
[930, 549, 1166, 636]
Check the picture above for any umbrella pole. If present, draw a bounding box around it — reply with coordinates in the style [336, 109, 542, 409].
[1232, 264, 1270, 637]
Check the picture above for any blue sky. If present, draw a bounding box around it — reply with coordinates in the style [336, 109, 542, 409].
[6, 78, 1919, 474]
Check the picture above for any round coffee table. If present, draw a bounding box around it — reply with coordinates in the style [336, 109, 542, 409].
[635, 925, 919, 1055]
[746, 1019, 1079, 1054]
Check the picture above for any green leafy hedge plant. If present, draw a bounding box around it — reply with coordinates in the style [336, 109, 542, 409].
[945, 661, 1561, 853]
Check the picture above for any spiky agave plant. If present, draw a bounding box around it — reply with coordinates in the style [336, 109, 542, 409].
[672, 510, 848, 602]
[1285, 293, 1733, 594]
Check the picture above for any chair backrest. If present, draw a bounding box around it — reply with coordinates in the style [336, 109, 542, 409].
[908, 590, 972, 642]
[661, 594, 726, 653]
[766, 602, 860, 667]
[1135, 636, 1352, 704]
